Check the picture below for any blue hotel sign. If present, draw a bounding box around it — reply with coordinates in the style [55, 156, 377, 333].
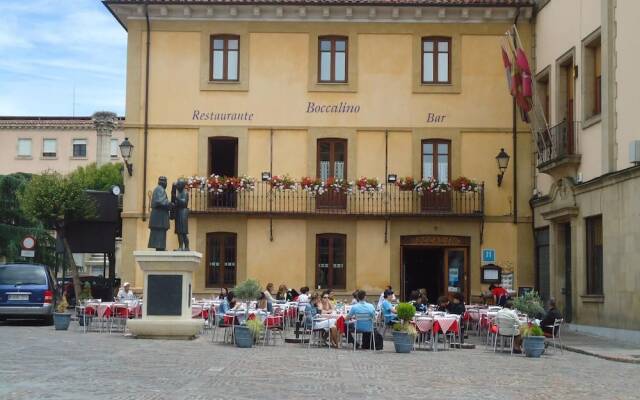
[482, 249, 496, 263]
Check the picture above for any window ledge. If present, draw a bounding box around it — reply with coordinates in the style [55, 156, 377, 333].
[413, 83, 461, 94]
[308, 83, 357, 93]
[583, 114, 602, 129]
[201, 80, 248, 92]
[40, 156, 58, 160]
[580, 294, 604, 303]
[70, 156, 88, 160]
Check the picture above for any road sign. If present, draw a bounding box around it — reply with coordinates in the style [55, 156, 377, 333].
[21, 250, 35, 258]
[21, 235, 36, 250]
[482, 248, 496, 263]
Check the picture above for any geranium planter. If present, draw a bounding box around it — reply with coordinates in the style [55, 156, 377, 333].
[523, 336, 545, 358]
[53, 312, 72, 331]
[392, 331, 414, 353]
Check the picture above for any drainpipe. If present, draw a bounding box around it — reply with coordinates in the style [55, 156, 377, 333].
[512, 7, 520, 225]
[141, 2, 151, 221]
[269, 128, 273, 242]
[384, 129, 389, 243]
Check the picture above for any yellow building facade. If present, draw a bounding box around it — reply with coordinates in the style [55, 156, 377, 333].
[105, 0, 535, 301]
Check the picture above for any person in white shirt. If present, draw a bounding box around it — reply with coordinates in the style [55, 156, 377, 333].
[377, 285, 396, 310]
[297, 286, 310, 303]
[496, 300, 523, 353]
[117, 282, 137, 302]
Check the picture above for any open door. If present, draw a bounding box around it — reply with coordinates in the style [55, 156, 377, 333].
[445, 248, 467, 301]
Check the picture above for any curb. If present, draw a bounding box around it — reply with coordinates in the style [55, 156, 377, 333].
[560, 344, 640, 364]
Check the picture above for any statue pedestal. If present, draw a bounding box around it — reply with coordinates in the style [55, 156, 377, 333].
[127, 250, 202, 339]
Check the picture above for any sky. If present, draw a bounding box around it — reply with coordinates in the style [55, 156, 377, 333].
[0, 0, 126, 117]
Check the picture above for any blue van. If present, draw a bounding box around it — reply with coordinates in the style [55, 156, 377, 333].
[0, 264, 57, 324]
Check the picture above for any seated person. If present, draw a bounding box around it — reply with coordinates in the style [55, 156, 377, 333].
[490, 283, 509, 306]
[381, 290, 398, 325]
[495, 300, 522, 353]
[256, 292, 268, 311]
[217, 287, 228, 300]
[377, 285, 395, 310]
[117, 282, 137, 302]
[415, 299, 427, 313]
[276, 284, 288, 301]
[350, 290, 359, 305]
[446, 292, 466, 344]
[287, 288, 299, 302]
[436, 296, 449, 312]
[446, 293, 466, 315]
[419, 288, 429, 305]
[217, 291, 234, 326]
[297, 286, 310, 303]
[319, 292, 336, 314]
[540, 298, 563, 337]
[308, 293, 339, 347]
[347, 290, 376, 346]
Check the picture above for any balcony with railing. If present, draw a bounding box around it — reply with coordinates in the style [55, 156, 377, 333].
[187, 183, 484, 217]
[535, 120, 581, 177]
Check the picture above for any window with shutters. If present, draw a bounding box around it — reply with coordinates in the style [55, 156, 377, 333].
[316, 234, 346, 290]
[585, 216, 603, 295]
[421, 139, 450, 183]
[42, 139, 57, 158]
[317, 138, 347, 181]
[17, 138, 32, 157]
[422, 37, 451, 84]
[206, 232, 237, 288]
[210, 35, 239, 82]
[72, 139, 87, 158]
[318, 36, 348, 83]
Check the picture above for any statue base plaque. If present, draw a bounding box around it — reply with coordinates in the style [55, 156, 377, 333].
[127, 251, 202, 339]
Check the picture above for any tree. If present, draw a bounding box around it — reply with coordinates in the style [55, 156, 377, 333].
[19, 171, 96, 301]
[68, 163, 123, 191]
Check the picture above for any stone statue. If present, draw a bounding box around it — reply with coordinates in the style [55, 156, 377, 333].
[172, 178, 190, 251]
[148, 176, 171, 251]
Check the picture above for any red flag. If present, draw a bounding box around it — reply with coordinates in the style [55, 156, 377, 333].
[501, 46, 513, 93]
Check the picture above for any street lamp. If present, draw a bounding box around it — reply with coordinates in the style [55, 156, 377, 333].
[119, 137, 134, 176]
[261, 171, 271, 182]
[496, 148, 510, 187]
[387, 174, 397, 184]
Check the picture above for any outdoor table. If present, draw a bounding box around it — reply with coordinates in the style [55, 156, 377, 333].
[432, 315, 460, 352]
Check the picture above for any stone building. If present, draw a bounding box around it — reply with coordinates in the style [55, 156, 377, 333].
[0, 116, 125, 175]
[104, 0, 537, 301]
[531, 0, 640, 340]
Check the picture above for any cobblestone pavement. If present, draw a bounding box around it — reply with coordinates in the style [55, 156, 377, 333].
[1, 321, 639, 400]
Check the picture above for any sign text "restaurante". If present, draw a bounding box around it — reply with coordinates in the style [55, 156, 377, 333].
[192, 110, 255, 121]
[306, 102, 360, 113]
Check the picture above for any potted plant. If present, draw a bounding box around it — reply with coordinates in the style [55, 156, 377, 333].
[53, 294, 72, 331]
[76, 282, 93, 327]
[521, 325, 546, 358]
[395, 177, 415, 191]
[246, 318, 265, 344]
[391, 302, 417, 353]
[514, 291, 545, 320]
[232, 279, 263, 348]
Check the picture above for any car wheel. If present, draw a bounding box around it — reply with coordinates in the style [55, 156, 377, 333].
[43, 315, 54, 325]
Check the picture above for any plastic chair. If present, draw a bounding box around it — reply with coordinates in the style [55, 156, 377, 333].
[352, 313, 377, 351]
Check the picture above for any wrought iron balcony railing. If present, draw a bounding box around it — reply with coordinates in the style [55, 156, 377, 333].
[536, 120, 580, 167]
[187, 183, 484, 217]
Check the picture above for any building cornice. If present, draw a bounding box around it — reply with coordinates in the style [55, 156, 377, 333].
[106, 3, 533, 29]
[0, 117, 125, 131]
